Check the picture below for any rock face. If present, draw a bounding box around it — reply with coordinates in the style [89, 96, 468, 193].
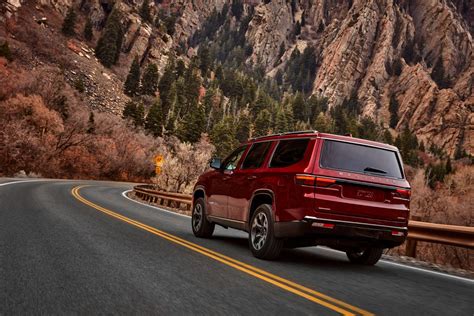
[245, 0, 473, 156]
[4, 0, 471, 155]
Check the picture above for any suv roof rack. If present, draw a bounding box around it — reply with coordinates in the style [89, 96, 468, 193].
[250, 130, 318, 141]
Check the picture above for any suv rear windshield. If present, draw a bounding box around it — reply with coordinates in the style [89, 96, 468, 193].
[320, 140, 403, 179]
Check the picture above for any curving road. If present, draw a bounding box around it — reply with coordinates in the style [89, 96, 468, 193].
[1, 179, 473, 315]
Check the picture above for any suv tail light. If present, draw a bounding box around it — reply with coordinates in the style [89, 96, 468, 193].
[295, 175, 335, 187]
[395, 188, 411, 200]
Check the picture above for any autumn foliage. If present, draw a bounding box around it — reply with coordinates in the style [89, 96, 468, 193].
[0, 62, 213, 182]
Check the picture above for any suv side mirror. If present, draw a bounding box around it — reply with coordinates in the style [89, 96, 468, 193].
[210, 158, 222, 169]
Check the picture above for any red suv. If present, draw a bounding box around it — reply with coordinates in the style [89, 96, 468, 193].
[192, 131, 410, 265]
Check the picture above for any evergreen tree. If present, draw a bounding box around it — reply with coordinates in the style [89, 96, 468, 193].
[389, 95, 399, 128]
[445, 158, 453, 174]
[254, 109, 272, 137]
[123, 100, 145, 127]
[124, 56, 141, 97]
[84, 17, 93, 41]
[211, 118, 238, 158]
[198, 45, 211, 76]
[251, 91, 272, 118]
[295, 21, 301, 36]
[135, 103, 145, 127]
[87, 112, 95, 134]
[231, 0, 244, 20]
[236, 114, 252, 143]
[61, 7, 77, 36]
[141, 63, 159, 95]
[0, 41, 13, 61]
[292, 92, 306, 122]
[358, 116, 380, 141]
[274, 109, 289, 133]
[425, 163, 447, 189]
[419, 140, 425, 152]
[123, 100, 137, 120]
[159, 59, 177, 115]
[139, 0, 151, 23]
[95, 7, 123, 67]
[178, 105, 206, 143]
[145, 99, 163, 137]
[383, 129, 393, 144]
[313, 112, 331, 133]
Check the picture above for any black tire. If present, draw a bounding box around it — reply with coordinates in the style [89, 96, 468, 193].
[249, 204, 284, 260]
[346, 247, 383, 265]
[191, 198, 215, 238]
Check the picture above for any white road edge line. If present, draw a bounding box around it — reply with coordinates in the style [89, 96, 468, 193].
[318, 247, 474, 283]
[121, 189, 474, 283]
[121, 190, 191, 218]
[0, 179, 45, 187]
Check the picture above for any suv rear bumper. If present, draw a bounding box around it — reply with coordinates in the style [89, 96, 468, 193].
[274, 216, 407, 248]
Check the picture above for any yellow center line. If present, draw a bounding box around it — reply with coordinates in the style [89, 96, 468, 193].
[71, 185, 374, 316]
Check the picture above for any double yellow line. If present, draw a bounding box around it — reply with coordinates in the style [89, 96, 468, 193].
[71, 185, 373, 316]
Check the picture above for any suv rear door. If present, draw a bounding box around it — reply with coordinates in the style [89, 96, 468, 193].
[226, 141, 274, 222]
[312, 139, 410, 226]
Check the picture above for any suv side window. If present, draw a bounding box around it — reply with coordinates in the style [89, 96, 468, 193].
[269, 139, 309, 168]
[242, 142, 272, 169]
[222, 146, 247, 171]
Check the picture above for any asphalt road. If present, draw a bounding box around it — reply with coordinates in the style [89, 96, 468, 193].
[1, 179, 473, 315]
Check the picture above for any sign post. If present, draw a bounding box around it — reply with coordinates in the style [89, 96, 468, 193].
[154, 155, 164, 175]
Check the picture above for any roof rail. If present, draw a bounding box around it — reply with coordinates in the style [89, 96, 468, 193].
[250, 130, 318, 141]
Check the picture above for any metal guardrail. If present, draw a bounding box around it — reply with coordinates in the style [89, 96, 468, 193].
[132, 186, 474, 257]
[133, 185, 192, 211]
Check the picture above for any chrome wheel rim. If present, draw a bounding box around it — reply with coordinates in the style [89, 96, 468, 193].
[192, 203, 203, 232]
[251, 212, 268, 250]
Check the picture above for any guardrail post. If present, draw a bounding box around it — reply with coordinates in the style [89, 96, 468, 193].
[406, 215, 421, 258]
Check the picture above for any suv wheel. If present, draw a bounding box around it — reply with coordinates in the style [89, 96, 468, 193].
[249, 204, 284, 260]
[192, 198, 215, 238]
[346, 247, 383, 265]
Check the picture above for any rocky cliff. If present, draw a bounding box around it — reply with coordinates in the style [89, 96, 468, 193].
[2, 0, 472, 155]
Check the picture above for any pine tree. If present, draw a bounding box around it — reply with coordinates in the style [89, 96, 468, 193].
[135, 103, 145, 127]
[389, 95, 399, 128]
[254, 109, 272, 137]
[292, 92, 306, 122]
[87, 112, 95, 134]
[313, 112, 331, 133]
[159, 59, 176, 115]
[383, 129, 393, 144]
[62, 7, 77, 36]
[236, 114, 252, 143]
[141, 63, 159, 95]
[140, 0, 151, 23]
[123, 101, 137, 120]
[178, 104, 206, 143]
[145, 99, 163, 137]
[295, 21, 301, 36]
[198, 45, 211, 76]
[95, 7, 123, 67]
[211, 118, 238, 158]
[445, 158, 453, 174]
[124, 57, 141, 97]
[0, 41, 13, 61]
[84, 17, 93, 41]
[274, 109, 288, 133]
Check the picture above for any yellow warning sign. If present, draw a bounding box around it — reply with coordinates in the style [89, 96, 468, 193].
[154, 155, 164, 166]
